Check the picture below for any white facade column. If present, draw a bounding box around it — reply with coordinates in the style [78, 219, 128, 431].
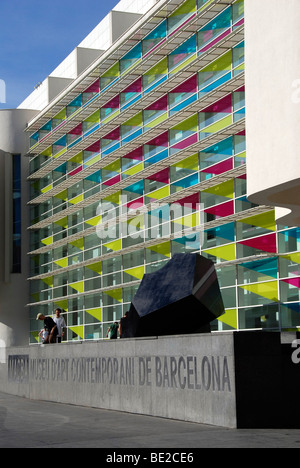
[0, 109, 38, 357]
[245, 0, 300, 227]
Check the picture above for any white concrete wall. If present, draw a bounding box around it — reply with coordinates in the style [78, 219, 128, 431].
[18, 77, 73, 111]
[1, 332, 295, 428]
[0, 109, 38, 354]
[245, 0, 300, 226]
[1, 334, 237, 428]
[113, 0, 157, 14]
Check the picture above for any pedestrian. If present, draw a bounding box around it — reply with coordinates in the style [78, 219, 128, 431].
[119, 312, 129, 338]
[53, 308, 67, 343]
[36, 314, 57, 344]
[38, 326, 48, 344]
[106, 322, 119, 339]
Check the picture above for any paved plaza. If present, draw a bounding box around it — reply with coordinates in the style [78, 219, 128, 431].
[0, 392, 299, 449]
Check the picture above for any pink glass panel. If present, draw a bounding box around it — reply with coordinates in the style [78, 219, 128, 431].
[69, 123, 82, 135]
[176, 193, 199, 210]
[84, 80, 100, 94]
[85, 141, 100, 153]
[239, 233, 277, 254]
[147, 168, 169, 184]
[102, 95, 120, 109]
[170, 74, 198, 94]
[103, 175, 121, 186]
[171, 133, 198, 150]
[204, 200, 234, 217]
[126, 197, 144, 209]
[122, 146, 143, 161]
[201, 158, 233, 175]
[122, 77, 142, 94]
[202, 94, 232, 114]
[103, 127, 120, 141]
[282, 277, 300, 289]
[146, 131, 169, 147]
[146, 95, 168, 111]
[199, 30, 231, 54]
[69, 166, 83, 177]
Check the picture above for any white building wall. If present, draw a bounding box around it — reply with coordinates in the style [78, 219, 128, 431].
[245, 0, 300, 226]
[112, 0, 157, 14]
[0, 109, 38, 354]
[78, 14, 112, 51]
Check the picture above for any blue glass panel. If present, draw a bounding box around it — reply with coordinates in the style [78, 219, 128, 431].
[54, 162, 67, 174]
[85, 171, 101, 184]
[240, 258, 278, 279]
[199, 72, 232, 95]
[143, 75, 167, 94]
[121, 128, 143, 145]
[121, 94, 142, 111]
[120, 43, 142, 74]
[83, 123, 100, 139]
[69, 95, 82, 108]
[215, 223, 235, 242]
[173, 232, 201, 249]
[143, 20, 167, 55]
[200, 136, 233, 169]
[54, 135, 67, 147]
[282, 303, 300, 313]
[69, 137, 82, 149]
[169, 93, 197, 115]
[171, 172, 199, 188]
[124, 180, 144, 195]
[41, 121, 52, 132]
[144, 149, 169, 167]
[101, 142, 121, 156]
[145, 19, 167, 42]
[170, 34, 197, 58]
[198, 7, 231, 50]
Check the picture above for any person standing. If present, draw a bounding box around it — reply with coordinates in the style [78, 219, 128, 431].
[53, 308, 67, 343]
[38, 326, 48, 344]
[119, 312, 129, 338]
[106, 322, 119, 339]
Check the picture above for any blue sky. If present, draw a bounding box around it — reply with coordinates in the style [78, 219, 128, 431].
[0, 0, 120, 109]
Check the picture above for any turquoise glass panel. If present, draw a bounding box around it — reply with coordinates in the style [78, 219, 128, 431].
[169, 35, 197, 71]
[142, 20, 167, 55]
[200, 137, 233, 169]
[120, 43, 142, 74]
[198, 7, 231, 51]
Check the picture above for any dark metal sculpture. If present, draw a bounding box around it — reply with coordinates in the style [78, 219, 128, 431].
[124, 253, 225, 338]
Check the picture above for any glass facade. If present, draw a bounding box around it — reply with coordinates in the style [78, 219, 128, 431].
[27, 0, 300, 344]
[12, 154, 21, 273]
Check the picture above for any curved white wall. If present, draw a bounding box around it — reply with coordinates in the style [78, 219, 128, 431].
[0, 109, 38, 356]
[245, 0, 300, 226]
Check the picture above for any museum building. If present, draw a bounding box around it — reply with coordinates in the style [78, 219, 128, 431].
[1, 0, 300, 347]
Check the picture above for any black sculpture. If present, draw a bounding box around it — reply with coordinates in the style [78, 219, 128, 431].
[125, 253, 225, 338]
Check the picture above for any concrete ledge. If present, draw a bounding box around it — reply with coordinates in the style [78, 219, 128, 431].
[0, 332, 299, 428]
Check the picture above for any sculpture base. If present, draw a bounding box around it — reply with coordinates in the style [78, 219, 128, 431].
[127, 298, 214, 337]
[1, 331, 299, 428]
